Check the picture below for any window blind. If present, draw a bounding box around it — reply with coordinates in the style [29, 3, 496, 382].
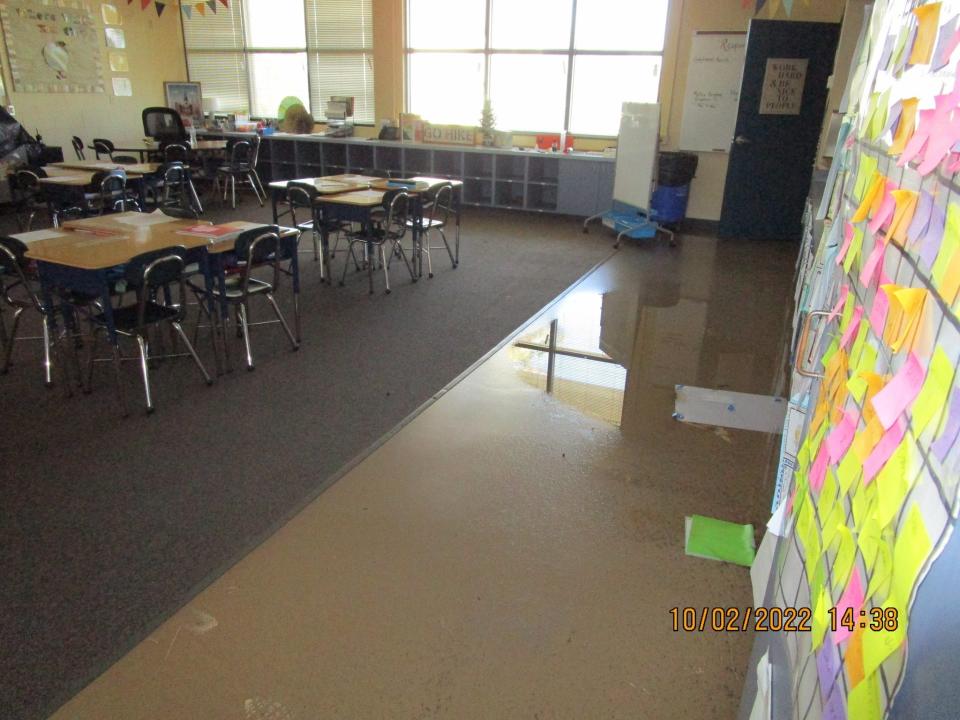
[182, 3, 250, 113]
[305, 0, 375, 122]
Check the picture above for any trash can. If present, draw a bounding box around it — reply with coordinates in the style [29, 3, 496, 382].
[651, 152, 698, 225]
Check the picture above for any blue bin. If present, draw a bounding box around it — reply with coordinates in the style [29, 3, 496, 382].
[651, 184, 690, 224]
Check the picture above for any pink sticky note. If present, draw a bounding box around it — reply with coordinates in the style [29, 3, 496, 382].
[917, 103, 960, 175]
[871, 352, 926, 430]
[826, 411, 858, 463]
[863, 418, 907, 484]
[828, 285, 849, 324]
[810, 442, 829, 492]
[832, 568, 865, 645]
[899, 108, 935, 166]
[836, 223, 854, 266]
[867, 184, 897, 234]
[859, 241, 886, 289]
[869, 287, 889, 336]
[840, 306, 864, 350]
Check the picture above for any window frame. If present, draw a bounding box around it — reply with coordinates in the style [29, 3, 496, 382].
[404, 0, 667, 138]
[180, 0, 375, 125]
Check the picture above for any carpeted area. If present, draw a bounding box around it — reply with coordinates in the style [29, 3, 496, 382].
[0, 198, 614, 720]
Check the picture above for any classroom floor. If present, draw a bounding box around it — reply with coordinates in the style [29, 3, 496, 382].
[44, 228, 797, 719]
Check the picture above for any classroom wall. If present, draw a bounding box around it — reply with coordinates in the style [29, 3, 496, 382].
[0, 4, 187, 157]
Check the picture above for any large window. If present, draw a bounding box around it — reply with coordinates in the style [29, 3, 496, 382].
[182, 0, 374, 123]
[406, 0, 669, 136]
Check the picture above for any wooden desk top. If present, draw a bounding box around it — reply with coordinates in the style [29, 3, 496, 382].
[369, 177, 464, 194]
[269, 177, 373, 195]
[24, 213, 298, 270]
[317, 188, 386, 207]
[39, 173, 94, 188]
[111, 139, 228, 153]
[52, 160, 162, 176]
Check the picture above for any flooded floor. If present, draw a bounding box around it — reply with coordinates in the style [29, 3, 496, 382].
[52, 235, 797, 719]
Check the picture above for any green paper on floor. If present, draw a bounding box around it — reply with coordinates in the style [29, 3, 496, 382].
[684, 514, 756, 567]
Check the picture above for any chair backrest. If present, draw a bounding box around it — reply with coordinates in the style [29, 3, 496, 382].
[159, 205, 200, 220]
[163, 143, 189, 163]
[14, 169, 41, 195]
[92, 138, 115, 159]
[142, 107, 187, 143]
[124, 246, 188, 327]
[92, 169, 128, 213]
[286, 183, 316, 228]
[71, 136, 85, 160]
[247, 135, 261, 167]
[428, 183, 454, 226]
[229, 140, 252, 166]
[381, 190, 410, 241]
[0, 237, 43, 313]
[113, 155, 139, 165]
[234, 227, 283, 292]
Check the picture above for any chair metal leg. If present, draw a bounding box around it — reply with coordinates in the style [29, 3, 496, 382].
[84, 322, 98, 394]
[380, 245, 391, 294]
[40, 313, 53, 387]
[136, 334, 154, 413]
[339, 240, 355, 286]
[230, 176, 237, 210]
[293, 292, 301, 343]
[112, 344, 128, 416]
[265, 293, 299, 350]
[247, 173, 264, 207]
[1, 306, 23, 375]
[172, 321, 213, 386]
[423, 229, 434, 278]
[238, 302, 254, 370]
[438, 228, 455, 268]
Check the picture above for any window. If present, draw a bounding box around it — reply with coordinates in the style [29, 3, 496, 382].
[182, 0, 375, 123]
[406, 0, 669, 136]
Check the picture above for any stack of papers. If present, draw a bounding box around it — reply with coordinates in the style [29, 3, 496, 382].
[113, 210, 178, 227]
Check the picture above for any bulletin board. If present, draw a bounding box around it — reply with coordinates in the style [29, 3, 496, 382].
[678, 32, 747, 153]
[0, 0, 105, 93]
[743, 0, 960, 718]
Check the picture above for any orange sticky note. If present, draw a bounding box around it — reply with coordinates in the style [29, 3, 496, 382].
[889, 287, 927, 352]
[888, 190, 918, 245]
[940, 248, 960, 304]
[890, 98, 918, 155]
[852, 414, 884, 462]
[853, 173, 885, 222]
[846, 623, 866, 687]
[910, 2, 942, 65]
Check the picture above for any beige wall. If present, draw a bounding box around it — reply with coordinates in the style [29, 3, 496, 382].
[0, 4, 186, 156]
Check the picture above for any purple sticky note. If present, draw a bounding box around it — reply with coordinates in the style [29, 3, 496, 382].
[864, 418, 907, 484]
[907, 191, 933, 247]
[832, 568, 865, 645]
[823, 688, 847, 720]
[826, 410, 858, 463]
[817, 639, 841, 699]
[920, 202, 946, 268]
[883, 101, 903, 137]
[860, 240, 886, 289]
[932, 16, 960, 71]
[879, 34, 896, 70]
[933, 388, 960, 461]
[898, 25, 918, 73]
[871, 352, 926, 430]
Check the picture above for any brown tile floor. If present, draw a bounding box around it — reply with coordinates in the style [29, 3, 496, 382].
[51, 234, 796, 719]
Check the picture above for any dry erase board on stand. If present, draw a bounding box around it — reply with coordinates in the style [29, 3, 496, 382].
[613, 102, 660, 213]
[679, 32, 747, 153]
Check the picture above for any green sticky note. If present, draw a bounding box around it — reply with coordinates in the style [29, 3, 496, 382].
[862, 599, 907, 677]
[684, 515, 756, 568]
[821, 338, 841, 369]
[867, 536, 893, 602]
[849, 320, 870, 367]
[911, 346, 952, 436]
[796, 492, 816, 545]
[820, 502, 846, 552]
[837, 449, 862, 496]
[848, 374, 870, 402]
[817, 467, 840, 520]
[856, 343, 878, 376]
[932, 203, 960, 284]
[811, 585, 831, 650]
[845, 225, 865, 274]
[848, 671, 883, 720]
[869, 91, 890, 141]
[875, 441, 913, 530]
[854, 153, 879, 200]
[841, 291, 856, 328]
[891, 504, 932, 606]
[832, 525, 856, 592]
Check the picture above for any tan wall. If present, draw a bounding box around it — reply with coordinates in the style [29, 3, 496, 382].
[0, 4, 187, 155]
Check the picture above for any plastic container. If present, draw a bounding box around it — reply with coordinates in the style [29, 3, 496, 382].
[657, 151, 698, 186]
[651, 184, 690, 224]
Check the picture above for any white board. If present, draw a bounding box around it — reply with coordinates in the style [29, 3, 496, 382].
[613, 102, 659, 211]
[678, 32, 747, 153]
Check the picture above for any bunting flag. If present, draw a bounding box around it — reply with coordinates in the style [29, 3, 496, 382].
[128, 0, 230, 15]
[206, 0, 217, 13]
[755, 0, 768, 15]
[155, 1, 165, 15]
[181, 4, 192, 17]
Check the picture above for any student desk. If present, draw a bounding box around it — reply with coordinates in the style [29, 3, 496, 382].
[267, 174, 379, 225]
[52, 160, 162, 176]
[100, 140, 229, 162]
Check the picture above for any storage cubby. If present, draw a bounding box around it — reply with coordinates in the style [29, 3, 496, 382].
[271, 140, 297, 164]
[322, 143, 346, 168]
[347, 144, 374, 171]
[433, 150, 462, 178]
[528, 157, 559, 184]
[465, 153, 493, 179]
[404, 148, 432, 175]
[464, 178, 493, 205]
[495, 180, 524, 208]
[495, 155, 525, 181]
[375, 146, 402, 176]
[526, 183, 558, 211]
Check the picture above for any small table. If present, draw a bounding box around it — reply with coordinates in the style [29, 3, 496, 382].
[97, 140, 229, 162]
[52, 160, 162, 176]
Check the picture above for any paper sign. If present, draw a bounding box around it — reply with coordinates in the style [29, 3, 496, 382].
[112, 77, 132, 97]
[760, 58, 808, 115]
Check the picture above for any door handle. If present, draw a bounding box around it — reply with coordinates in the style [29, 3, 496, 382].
[734, 136, 751, 145]
[794, 310, 829, 379]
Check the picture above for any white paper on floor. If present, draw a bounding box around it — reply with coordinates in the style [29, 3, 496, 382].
[673, 386, 787, 433]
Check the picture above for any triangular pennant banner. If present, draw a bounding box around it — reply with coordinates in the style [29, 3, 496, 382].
[218, 0, 229, 7]
[207, 0, 217, 12]
[141, 0, 150, 9]
[182, 4, 192, 17]
[755, 0, 768, 14]
[783, 0, 794, 15]
[195, 2, 205, 16]
[156, 1, 166, 16]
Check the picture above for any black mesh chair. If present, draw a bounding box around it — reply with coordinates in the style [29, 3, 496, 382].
[13, 169, 50, 232]
[188, 228, 299, 370]
[85, 246, 212, 414]
[142, 107, 188, 144]
[213, 136, 265, 209]
[71, 136, 85, 160]
[340, 190, 416, 294]
[0, 237, 71, 388]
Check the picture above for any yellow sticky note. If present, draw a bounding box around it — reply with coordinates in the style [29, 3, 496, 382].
[889, 287, 927, 352]
[848, 670, 883, 720]
[832, 525, 856, 592]
[866, 535, 894, 602]
[837, 449, 862, 495]
[875, 440, 913, 530]
[820, 502, 846, 552]
[850, 321, 871, 368]
[862, 599, 907, 677]
[869, 91, 890, 142]
[820, 338, 840, 370]
[853, 173, 885, 222]
[940, 247, 960, 305]
[845, 225, 865, 274]
[890, 97, 918, 156]
[932, 203, 960, 288]
[891, 504, 932, 607]
[846, 623, 866, 686]
[910, 2, 942, 66]
[811, 585, 830, 650]
[817, 467, 839, 519]
[912, 346, 952, 435]
[858, 516, 883, 567]
[852, 415, 884, 462]
[888, 190, 918, 246]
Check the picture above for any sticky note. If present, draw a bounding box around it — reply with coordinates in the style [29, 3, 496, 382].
[817, 640, 841, 701]
[846, 624, 866, 687]
[910, 2, 942, 65]
[869, 285, 890, 337]
[939, 247, 960, 303]
[859, 239, 886, 289]
[863, 418, 907, 484]
[891, 503, 933, 607]
[911, 346, 953, 435]
[839, 306, 864, 351]
[889, 97, 918, 155]
[828, 284, 850, 324]
[920, 201, 946, 269]
[862, 601, 908, 678]
[852, 415, 884, 463]
[899, 108, 934, 166]
[868, 185, 897, 234]
[931, 14, 960, 70]
[874, 440, 913, 529]
[867, 535, 894, 602]
[818, 464, 839, 516]
[811, 585, 831, 650]
[849, 321, 871, 368]
[931, 203, 960, 287]
[888, 287, 927, 352]
[861, 372, 886, 426]
[826, 410, 858, 463]
[837, 449, 862, 495]
[809, 442, 829, 492]
[932, 387, 960, 461]
[852, 173, 884, 222]
[845, 225, 865, 274]
[870, 352, 926, 430]
[906, 190, 933, 246]
[832, 526, 856, 592]
[853, 155, 879, 199]
[888, 189, 918, 245]
[858, 516, 883, 568]
[847, 670, 882, 720]
[832, 567, 865, 645]
[820, 501, 846, 552]
[684, 515, 756, 567]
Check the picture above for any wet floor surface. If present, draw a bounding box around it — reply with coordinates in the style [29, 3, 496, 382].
[51, 234, 798, 719]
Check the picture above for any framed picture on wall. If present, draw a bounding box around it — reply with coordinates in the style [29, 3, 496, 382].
[164, 81, 202, 128]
